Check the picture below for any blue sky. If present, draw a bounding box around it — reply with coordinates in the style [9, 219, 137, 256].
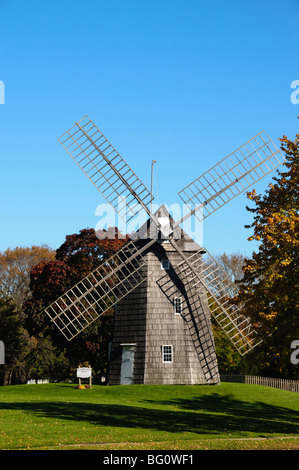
[0, 0, 298, 257]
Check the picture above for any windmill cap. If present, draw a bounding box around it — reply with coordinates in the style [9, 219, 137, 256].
[130, 204, 205, 253]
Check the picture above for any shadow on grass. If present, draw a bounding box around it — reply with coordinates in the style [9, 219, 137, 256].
[145, 393, 299, 435]
[0, 393, 298, 436]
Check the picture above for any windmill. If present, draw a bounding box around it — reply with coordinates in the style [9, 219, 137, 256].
[45, 115, 285, 385]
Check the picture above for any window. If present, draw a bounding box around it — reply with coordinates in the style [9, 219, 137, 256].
[162, 345, 173, 363]
[161, 259, 170, 270]
[174, 297, 182, 315]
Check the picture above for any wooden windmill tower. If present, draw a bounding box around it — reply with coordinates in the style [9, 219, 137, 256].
[108, 204, 220, 385]
[45, 115, 285, 385]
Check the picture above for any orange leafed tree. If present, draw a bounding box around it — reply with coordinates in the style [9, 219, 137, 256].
[0, 245, 55, 308]
[236, 125, 299, 378]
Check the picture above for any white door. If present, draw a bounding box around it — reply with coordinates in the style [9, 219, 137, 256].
[120, 345, 135, 384]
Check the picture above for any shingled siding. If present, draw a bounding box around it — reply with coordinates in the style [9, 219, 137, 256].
[108, 240, 220, 385]
[107, 260, 148, 385]
[143, 249, 218, 385]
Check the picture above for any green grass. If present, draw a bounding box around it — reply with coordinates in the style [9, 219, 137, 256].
[0, 382, 298, 450]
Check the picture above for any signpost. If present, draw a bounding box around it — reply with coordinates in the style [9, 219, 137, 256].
[76, 366, 92, 388]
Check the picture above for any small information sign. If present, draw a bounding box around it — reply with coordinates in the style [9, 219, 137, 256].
[77, 367, 92, 378]
[76, 366, 92, 387]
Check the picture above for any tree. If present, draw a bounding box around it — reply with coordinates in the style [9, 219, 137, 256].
[25, 228, 128, 382]
[56, 227, 127, 275]
[0, 245, 57, 385]
[214, 252, 246, 282]
[24, 335, 70, 383]
[0, 299, 70, 385]
[0, 300, 31, 385]
[206, 252, 247, 373]
[0, 245, 55, 308]
[236, 127, 299, 378]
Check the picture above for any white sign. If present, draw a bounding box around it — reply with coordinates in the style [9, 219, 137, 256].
[77, 367, 92, 378]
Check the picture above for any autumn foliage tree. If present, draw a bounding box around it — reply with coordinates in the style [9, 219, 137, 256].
[25, 228, 128, 381]
[0, 245, 55, 308]
[0, 245, 56, 385]
[236, 128, 299, 378]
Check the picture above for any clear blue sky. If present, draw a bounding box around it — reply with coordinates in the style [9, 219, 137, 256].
[0, 0, 298, 257]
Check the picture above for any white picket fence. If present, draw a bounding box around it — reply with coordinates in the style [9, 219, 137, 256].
[220, 374, 299, 392]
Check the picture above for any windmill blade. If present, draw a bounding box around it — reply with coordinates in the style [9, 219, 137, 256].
[53, 117, 263, 356]
[176, 131, 285, 225]
[157, 265, 219, 383]
[199, 249, 262, 355]
[50, 117, 171, 342]
[170, 240, 262, 355]
[45, 239, 156, 341]
[58, 115, 153, 222]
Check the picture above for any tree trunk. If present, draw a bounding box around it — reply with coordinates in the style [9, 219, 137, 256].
[3, 366, 13, 386]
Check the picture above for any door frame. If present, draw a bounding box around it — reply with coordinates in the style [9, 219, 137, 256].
[120, 343, 136, 385]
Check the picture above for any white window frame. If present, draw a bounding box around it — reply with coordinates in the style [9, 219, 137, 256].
[162, 345, 173, 363]
[174, 297, 182, 315]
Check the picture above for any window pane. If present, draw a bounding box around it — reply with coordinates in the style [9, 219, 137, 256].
[174, 297, 182, 314]
[162, 345, 173, 363]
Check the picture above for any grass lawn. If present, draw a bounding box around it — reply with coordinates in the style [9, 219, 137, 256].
[0, 382, 298, 450]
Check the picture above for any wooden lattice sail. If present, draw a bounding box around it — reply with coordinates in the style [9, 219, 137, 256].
[43, 115, 285, 384]
[45, 239, 155, 341]
[174, 248, 262, 355]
